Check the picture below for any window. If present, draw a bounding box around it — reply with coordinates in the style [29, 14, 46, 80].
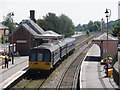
[103, 49, 107, 53]
[38, 53, 43, 61]
[44, 53, 50, 61]
[30, 53, 36, 61]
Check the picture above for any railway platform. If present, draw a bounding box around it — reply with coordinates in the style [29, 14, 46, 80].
[80, 44, 119, 89]
[0, 56, 28, 89]
[0, 44, 119, 89]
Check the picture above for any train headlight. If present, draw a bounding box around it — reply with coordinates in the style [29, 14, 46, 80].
[45, 62, 50, 65]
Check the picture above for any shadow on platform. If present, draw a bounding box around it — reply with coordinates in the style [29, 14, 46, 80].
[85, 56, 101, 62]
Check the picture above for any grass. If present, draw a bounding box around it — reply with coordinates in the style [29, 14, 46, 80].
[41, 54, 75, 88]
[75, 35, 88, 45]
[13, 32, 100, 88]
[74, 31, 85, 35]
[14, 77, 45, 88]
[14, 79, 28, 88]
[75, 33, 98, 45]
[41, 33, 98, 88]
[25, 79, 43, 88]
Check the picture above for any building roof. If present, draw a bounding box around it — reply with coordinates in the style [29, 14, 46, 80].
[0, 23, 9, 30]
[34, 33, 63, 39]
[11, 20, 46, 37]
[93, 33, 118, 41]
[23, 20, 46, 35]
[46, 30, 64, 37]
[46, 30, 61, 35]
[12, 20, 63, 39]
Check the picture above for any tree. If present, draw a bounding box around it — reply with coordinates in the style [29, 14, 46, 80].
[44, 13, 59, 32]
[37, 13, 75, 37]
[87, 21, 94, 32]
[37, 19, 48, 30]
[37, 12, 59, 32]
[58, 14, 75, 37]
[76, 24, 82, 31]
[86, 30, 90, 36]
[93, 21, 101, 31]
[81, 24, 87, 31]
[112, 22, 120, 39]
[87, 20, 101, 32]
[2, 13, 16, 34]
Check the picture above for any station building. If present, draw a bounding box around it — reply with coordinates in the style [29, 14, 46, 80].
[9, 10, 63, 55]
[93, 33, 120, 87]
[93, 33, 119, 59]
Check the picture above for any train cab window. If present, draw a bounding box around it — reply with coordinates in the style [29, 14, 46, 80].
[30, 53, 36, 61]
[44, 53, 50, 62]
[38, 53, 43, 61]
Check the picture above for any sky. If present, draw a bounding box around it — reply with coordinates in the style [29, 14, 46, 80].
[0, 0, 119, 25]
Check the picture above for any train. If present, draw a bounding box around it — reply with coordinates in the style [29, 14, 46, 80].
[29, 38, 76, 70]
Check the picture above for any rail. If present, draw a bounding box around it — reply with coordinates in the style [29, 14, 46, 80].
[55, 33, 102, 89]
[9, 33, 102, 89]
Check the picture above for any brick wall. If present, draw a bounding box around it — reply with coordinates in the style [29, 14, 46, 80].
[102, 40, 118, 58]
[10, 27, 34, 55]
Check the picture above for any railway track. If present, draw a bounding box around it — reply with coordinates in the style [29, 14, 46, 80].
[55, 42, 93, 89]
[10, 33, 102, 89]
[13, 70, 50, 88]
[49, 33, 102, 89]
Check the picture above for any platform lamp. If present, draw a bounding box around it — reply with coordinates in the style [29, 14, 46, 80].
[10, 12, 14, 64]
[101, 18, 104, 33]
[105, 8, 111, 77]
[105, 9, 111, 40]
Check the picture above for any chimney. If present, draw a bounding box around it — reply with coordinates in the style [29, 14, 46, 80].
[30, 10, 36, 23]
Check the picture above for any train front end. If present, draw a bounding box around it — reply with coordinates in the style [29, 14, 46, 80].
[29, 49, 52, 70]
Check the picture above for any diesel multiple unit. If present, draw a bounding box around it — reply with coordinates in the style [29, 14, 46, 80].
[29, 38, 76, 70]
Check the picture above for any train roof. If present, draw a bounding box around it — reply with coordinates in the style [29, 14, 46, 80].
[64, 38, 76, 43]
[31, 37, 75, 52]
[59, 40, 67, 46]
[53, 39, 67, 47]
[32, 42, 60, 52]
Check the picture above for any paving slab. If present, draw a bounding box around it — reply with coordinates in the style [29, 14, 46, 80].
[0, 56, 28, 89]
[80, 44, 118, 89]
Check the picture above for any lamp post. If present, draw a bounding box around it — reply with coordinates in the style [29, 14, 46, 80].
[10, 12, 14, 64]
[105, 8, 111, 77]
[101, 18, 104, 33]
[105, 9, 111, 40]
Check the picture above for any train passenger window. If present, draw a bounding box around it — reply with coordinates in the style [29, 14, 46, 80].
[38, 53, 43, 61]
[30, 53, 36, 61]
[44, 53, 50, 61]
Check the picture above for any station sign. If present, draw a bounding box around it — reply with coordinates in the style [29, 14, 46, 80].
[16, 40, 27, 43]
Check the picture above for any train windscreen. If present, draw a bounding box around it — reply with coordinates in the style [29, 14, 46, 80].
[38, 53, 43, 61]
[44, 53, 50, 61]
[30, 53, 36, 61]
[30, 53, 50, 62]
